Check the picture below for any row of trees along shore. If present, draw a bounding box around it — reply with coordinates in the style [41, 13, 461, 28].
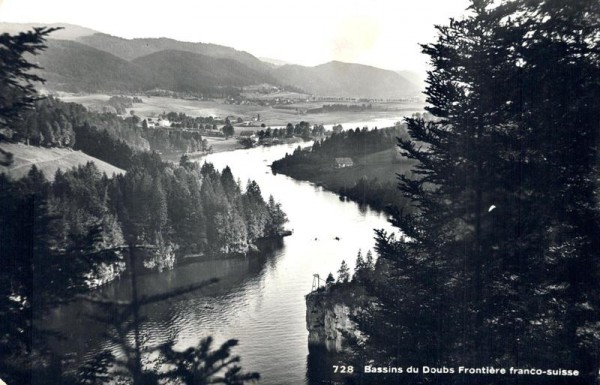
[271, 125, 414, 213]
[327, 1, 600, 384]
[274, 125, 407, 163]
[1, 27, 280, 384]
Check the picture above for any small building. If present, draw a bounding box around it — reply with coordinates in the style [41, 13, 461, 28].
[334, 157, 354, 168]
[157, 119, 171, 128]
[238, 131, 258, 144]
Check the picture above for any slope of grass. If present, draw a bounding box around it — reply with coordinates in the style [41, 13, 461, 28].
[272, 147, 417, 213]
[0, 143, 125, 181]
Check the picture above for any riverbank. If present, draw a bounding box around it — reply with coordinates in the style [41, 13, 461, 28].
[44, 139, 395, 385]
[306, 282, 369, 352]
[161, 136, 307, 163]
[272, 148, 417, 214]
[179, 236, 286, 266]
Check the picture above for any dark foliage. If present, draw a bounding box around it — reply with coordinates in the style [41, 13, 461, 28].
[8, 96, 212, 161]
[346, 1, 600, 384]
[158, 337, 260, 385]
[0, 27, 272, 385]
[142, 128, 207, 154]
[0, 27, 57, 131]
[106, 95, 142, 115]
[73, 123, 135, 169]
[272, 126, 406, 169]
[272, 125, 413, 213]
[0, 167, 120, 384]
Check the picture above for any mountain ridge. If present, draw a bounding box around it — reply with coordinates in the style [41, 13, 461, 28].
[77, 33, 269, 73]
[34, 39, 152, 92]
[2, 22, 422, 98]
[272, 61, 420, 98]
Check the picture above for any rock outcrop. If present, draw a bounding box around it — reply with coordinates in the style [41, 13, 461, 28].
[305, 287, 358, 352]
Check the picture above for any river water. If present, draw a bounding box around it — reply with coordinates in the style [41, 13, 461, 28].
[46, 140, 398, 384]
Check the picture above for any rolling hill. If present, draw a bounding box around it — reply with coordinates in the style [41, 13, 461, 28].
[33, 41, 274, 94]
[272, 61, 419, 98]
[34, 39, 153, 92]
[1, 23, 268, 72]
[132, 50, 276, 92]
[77, 33, 270, 73]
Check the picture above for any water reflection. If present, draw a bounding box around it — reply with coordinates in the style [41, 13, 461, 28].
[46, 243, 284, 369]
[46, 141, 396, 385]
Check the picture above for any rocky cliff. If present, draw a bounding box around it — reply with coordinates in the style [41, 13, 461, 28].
[305, 286, 362, 352]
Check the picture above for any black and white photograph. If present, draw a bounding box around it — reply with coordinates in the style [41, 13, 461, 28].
[0, 0, 598, 384]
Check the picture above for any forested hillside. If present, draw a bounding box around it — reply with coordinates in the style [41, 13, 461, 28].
[37, 39, 153, 92]
[35, 39, 271, 95]
[6, 96, 210, 165]
[132, 50, 276, 91]
[78, 33, 269, 72]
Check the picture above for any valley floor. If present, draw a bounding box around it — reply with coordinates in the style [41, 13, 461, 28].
[57, 93, 424, 128]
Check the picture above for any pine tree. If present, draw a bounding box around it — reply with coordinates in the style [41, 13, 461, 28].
[365, 250, 374, 270]
[158, 337, 260, 385]
[0, 27, 57, 164]
[349, 1, 600, 382]
[0, 27, 57, 131]
[265, 195, 288, 237]
[337, 260, 350, 283]
[326, 273, 335, 286]
[505, 0, 600, 377]
[353, 250, 366, 283]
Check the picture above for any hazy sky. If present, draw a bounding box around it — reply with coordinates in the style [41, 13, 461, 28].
[0, 0, 471, 72]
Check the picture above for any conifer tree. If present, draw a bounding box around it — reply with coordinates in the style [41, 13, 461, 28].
[365, 250, 374, 270]
[0, 27, 57, 164]
[326, 273, 335, 286]
[353, 250, 366, 283]
[337, 260, 350, 283]
[350, 1, 600, 382]
[0, 27, 56, 131]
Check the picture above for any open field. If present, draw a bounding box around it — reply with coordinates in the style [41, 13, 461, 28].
[204, 137, 244, 153]
[0, 142, 125, 181]
[271, 147, 417, 212]
[57, 93, 426, 128]
[272, 148, 416, 191]
[160, 137, 306, 163]
[306, 148, 415, 188]
[240, 89, 312, 100]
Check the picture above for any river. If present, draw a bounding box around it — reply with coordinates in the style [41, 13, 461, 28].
[46, 140, 397, 384]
